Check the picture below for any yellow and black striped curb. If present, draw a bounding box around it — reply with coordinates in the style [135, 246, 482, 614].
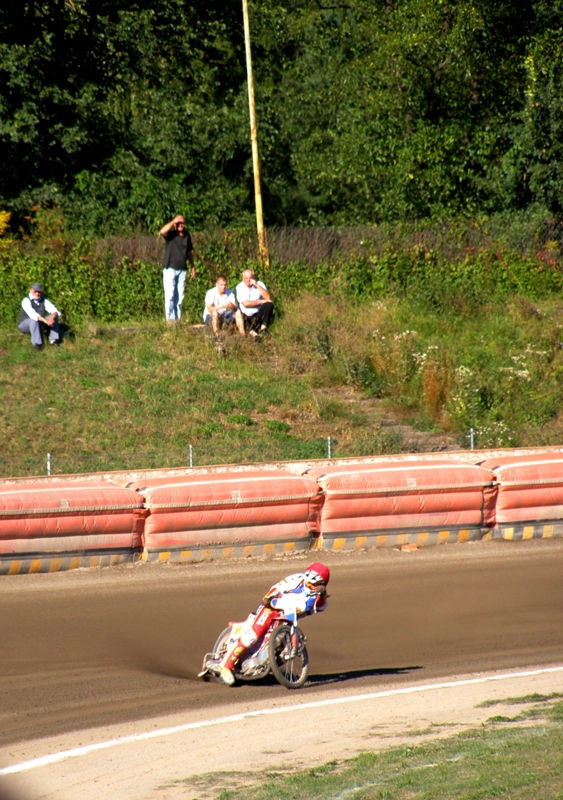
[484, 522, 562, 541]
[141, 538, 315, 565]
[0, 550, 138, 576]
[318, 526, 486, 551]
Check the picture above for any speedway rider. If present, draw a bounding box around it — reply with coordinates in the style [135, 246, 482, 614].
[207, 562, 330, 686]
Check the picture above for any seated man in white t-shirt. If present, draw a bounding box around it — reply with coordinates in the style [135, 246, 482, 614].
[235, 269, 274, 337]
[203, 276, 244, 337]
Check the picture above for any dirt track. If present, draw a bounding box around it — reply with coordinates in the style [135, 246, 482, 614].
[0, 539, 562, 799]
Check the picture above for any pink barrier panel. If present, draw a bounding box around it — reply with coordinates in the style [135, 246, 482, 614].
[134, 470, 323, 550]
[479, 453, 563, 524]
[0, 480, 145, 555]
[306, 460, 496, 534]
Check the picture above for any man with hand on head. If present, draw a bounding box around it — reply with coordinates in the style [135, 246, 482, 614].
[159, 214, 195, 321]
[18, 283, 61, 350]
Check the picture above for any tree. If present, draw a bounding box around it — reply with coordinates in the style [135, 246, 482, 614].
[0, 0, 560, 233]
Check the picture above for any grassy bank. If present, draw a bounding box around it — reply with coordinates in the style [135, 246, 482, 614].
[3, 218, 561, 478]
[204, 694, 562, 800]
[2, 318, 407, 478]
[2, 287, 561, 479]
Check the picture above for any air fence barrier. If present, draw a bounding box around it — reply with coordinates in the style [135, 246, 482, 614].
[129, 469, 324, 564]
[0, 479, 146, 574]
[478, 451, 563, 542]
[304, 459, 497, 552]
[0, 447, 561, 574]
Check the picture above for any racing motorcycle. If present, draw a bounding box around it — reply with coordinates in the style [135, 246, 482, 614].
[198, 610, 309, 689]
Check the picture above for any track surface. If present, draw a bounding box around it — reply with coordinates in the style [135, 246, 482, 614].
[0, 539, 561, 752]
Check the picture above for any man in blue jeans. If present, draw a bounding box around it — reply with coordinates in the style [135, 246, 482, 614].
[159, 214, 195, 321]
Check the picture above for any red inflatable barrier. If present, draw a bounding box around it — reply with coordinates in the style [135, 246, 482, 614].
[306, 460, 496, 535]
[0, 480, 145, 556]
[480, 453, 563, 524]
[135, 469, 323, 552]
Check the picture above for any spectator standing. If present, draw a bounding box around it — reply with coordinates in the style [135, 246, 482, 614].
[203, 276, 244, 337]
[235, 269, 274, 337]
[159, 214, 195, 321]
[18, 283, 61, 350]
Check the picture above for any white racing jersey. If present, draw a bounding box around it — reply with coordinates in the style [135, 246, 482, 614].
[264, 572, 327, 622]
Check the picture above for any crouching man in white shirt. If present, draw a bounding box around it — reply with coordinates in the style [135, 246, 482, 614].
[203, 275, 244, 338]
[235, 269, 274, 338]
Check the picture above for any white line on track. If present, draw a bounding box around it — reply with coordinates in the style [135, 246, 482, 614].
[1, 666, 561, 776]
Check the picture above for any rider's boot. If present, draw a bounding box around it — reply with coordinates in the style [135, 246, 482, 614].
[217, 665, 235, 685]
[218, 642, 245, 686]
[203, 658, 235, 685]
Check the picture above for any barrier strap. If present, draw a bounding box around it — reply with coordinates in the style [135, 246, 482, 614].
[0, 504, 143, 517]
[145, 492, 315, 510]
[321, 481, 496, 497]
[498, 479, 563, 488]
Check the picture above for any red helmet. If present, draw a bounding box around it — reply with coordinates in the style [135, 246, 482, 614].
[304, 562, 330, 588]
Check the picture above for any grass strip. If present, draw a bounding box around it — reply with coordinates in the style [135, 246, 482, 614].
[178, 697, 562, 800]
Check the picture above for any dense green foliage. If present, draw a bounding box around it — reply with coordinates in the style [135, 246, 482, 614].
[2, 214, 561, 326]
[1, 1, 561, 234]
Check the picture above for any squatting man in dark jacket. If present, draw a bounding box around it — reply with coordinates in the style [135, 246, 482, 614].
[18, 283, 61, 350]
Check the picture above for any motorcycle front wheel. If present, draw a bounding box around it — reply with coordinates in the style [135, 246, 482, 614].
[268, 623, 309, 689]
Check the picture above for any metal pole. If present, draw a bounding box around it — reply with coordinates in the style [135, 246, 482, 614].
[47, 452, 51, 475]
[189, 444, 193, 468]
[327, 436, 332, 459]
[242, 0, 269, 267]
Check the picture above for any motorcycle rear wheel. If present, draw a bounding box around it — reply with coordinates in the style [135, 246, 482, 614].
[209, 627, 268, 683]
[268, 623, 309, 689]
